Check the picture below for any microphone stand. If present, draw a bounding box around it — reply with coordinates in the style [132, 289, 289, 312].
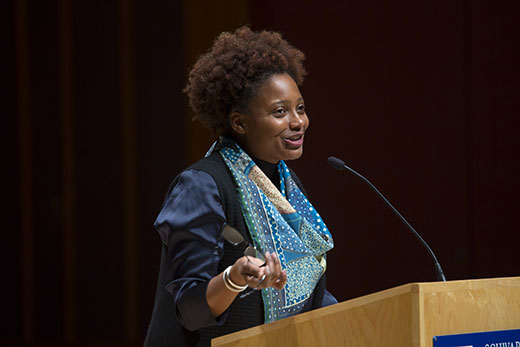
[328, 156, 447, 282]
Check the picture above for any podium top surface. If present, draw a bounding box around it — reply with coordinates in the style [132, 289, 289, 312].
[212, 276, 520, 347]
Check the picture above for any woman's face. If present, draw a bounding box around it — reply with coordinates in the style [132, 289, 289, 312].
[232, 73, 309, 164]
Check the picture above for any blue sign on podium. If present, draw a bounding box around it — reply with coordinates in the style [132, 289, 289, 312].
[433, 329, 520, 347]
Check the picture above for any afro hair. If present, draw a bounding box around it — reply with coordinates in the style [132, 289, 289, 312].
[184, 26, 306, 133]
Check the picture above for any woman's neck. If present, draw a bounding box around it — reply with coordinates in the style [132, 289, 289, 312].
[223, 134, 281, 188]
[252, 156, 280, 189]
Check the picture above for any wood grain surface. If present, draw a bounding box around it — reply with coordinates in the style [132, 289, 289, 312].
[212, 277, 520, 347]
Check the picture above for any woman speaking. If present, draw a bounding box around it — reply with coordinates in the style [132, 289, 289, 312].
[145, 26, 336, 346]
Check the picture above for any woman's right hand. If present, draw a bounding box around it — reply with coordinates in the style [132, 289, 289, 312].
[229, 252, 287, 291]
[206, 251, 288, 318]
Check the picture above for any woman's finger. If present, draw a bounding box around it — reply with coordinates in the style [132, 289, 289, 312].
[234, 256, 262, 285]
[267, 253, 286, 290]
[261, 252, 272, 287]
[245, 268, 266, 288]
[246, 255, 265, 267]
[271, 252, 282, 279]
[238, 252, 287, 290]
[264, 251, 283, 288]
[272, 270, 287, 290]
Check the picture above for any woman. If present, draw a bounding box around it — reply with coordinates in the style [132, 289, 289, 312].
[145, 26, 336, 346]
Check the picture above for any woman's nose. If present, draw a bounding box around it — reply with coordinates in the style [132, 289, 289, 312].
[289, 112, 305, 130]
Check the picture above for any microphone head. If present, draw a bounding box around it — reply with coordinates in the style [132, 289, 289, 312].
[327, 156, 346, 171]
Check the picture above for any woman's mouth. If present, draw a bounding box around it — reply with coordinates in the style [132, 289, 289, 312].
[283, 133, 304, 148]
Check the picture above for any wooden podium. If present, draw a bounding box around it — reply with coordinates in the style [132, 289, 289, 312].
[212, 277, 520, 347]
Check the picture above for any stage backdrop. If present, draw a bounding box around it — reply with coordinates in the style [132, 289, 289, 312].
[3, 0, 519, 345]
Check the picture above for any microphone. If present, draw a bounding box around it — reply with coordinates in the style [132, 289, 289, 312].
[327, 156, 447, 282]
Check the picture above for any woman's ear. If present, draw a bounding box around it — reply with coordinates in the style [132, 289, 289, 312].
[229, 111, 246, 135]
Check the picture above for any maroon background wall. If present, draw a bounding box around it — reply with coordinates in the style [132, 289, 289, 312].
[3, 0, 519, 345]
[252, 0, 520, 301]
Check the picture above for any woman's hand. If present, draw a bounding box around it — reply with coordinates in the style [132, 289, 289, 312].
[229, 252, 287, 290]
[206, 251, 287, 318]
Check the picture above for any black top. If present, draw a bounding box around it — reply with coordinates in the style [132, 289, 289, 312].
[144, 152, 327, 346]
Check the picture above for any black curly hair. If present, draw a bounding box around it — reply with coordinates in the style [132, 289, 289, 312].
[184, 26, 306, 133]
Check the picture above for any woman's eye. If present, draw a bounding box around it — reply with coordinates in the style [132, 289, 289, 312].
[274, 108, 287, 116]
[297, 104, 306, 114]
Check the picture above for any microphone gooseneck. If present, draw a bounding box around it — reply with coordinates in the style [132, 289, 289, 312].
[327, 156, 447, 282]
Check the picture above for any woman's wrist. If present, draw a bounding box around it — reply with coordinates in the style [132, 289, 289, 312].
[223, 266, 248, 292]
[229, 260, 248, 286]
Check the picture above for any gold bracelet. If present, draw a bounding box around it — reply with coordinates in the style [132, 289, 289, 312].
[223, 266, 248, 292]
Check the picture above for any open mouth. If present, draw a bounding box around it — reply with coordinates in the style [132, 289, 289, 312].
[283, 134, 304, 148]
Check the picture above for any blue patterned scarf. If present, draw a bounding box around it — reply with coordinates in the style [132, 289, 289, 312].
[212, 138, 334, 323]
